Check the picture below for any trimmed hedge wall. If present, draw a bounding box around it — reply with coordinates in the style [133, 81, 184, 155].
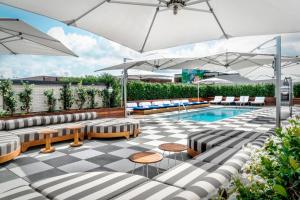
[294, 83, 300, 98]
[127, 81, 275, 101]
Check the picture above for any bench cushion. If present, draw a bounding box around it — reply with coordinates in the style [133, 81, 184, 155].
[0, 185, 48, 200]
[112, 180, 183, 200]
[31, 172, 148, 200]
[42, 114, 73, 125]
[0, 131, 20, 156]
[8, 127, 48, 143]
[0, 120, 5, 130]
[89, 119, 140, 135]
[194, 146, 239, 165]
[72, 112, 97, 122]
[153, 161, 219, 189]
[5, 116, 43, 130]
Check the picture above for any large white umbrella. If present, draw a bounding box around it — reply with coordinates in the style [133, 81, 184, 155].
[5, 1, 300, 126]
[0, 18, 76, 56]
[1, 0, 300, 53]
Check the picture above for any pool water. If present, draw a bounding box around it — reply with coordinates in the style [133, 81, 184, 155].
[166, 107, 257, 122]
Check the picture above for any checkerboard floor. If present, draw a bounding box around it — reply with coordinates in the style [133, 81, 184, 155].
[1, 106, 298, 191]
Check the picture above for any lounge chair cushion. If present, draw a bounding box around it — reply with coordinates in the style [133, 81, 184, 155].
[5, 116, 43, 130]
[31, 172, 148, 200]
[0, 185, 48, 200]
[0, 131, 20, 156]
[153, 161, 219, 189]
[112, 180, 183, 200]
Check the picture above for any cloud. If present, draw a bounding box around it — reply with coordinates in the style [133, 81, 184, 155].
[1, 25, 300, 79]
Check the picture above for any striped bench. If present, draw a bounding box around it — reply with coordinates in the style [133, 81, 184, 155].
[0, 131, 20, 164]
[0, 185, 48, 200]
[88, 118, 141, 140]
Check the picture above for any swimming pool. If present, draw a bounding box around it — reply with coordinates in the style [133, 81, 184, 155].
[165, 107, 257, 122]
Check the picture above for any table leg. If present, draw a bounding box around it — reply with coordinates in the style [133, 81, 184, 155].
[174, 152, 177, 166]
[181, 152, 184, 161]
[146, 164, 149, 178]
[41, 134, 55, 153]
[167, 152, 170, 169]
[70, 129, 83, 147]
[132, 163, 136, 174]
[156, 163, 159, 175]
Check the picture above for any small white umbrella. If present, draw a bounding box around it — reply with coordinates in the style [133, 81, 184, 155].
[196, 77, 232, 84]
[0, 18, 76, 56]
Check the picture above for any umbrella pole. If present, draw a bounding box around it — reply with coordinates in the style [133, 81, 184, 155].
[197, 82, 199, 102]
[275, 36, 282, 128]
[124, 69, 128, 118]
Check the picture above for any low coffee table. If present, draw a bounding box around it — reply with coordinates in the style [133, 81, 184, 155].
[129, 151, 163, 178]
[65, 124, 84, 147]
[39, 128, 58, 153]
[159, 143, 187, 169]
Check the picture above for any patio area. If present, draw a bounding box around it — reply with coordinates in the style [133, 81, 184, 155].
[0, 106, 295, 193]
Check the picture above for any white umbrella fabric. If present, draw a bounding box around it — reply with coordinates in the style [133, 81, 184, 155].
[102, 69, 174, 80]
[196, 77, 232, 84]
[1, 0, 300, 52]
[0, 18, 77, 56]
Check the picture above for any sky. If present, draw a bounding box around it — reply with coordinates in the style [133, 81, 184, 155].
[1, 4, 300, 79]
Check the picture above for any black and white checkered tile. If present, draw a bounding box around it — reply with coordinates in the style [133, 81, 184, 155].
[0, 106, 298, 190]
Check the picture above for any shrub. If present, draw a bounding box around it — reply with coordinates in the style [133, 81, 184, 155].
[18, 82, 33, 113]
[44, 89, 57, 112]
[228, 117, 300, 200]
[74, 82, 87, 109]
[59, 83, 74, 110]
[0, 80, 17, 115]
[87, 87, 99, 109]
[127, 81, 275, 100]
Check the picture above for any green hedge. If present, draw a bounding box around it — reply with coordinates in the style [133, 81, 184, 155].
[294, 83, 300, 98]
[127, 81, 275, 101]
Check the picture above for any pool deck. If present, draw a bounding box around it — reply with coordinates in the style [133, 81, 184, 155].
[0, 106, 298, 193]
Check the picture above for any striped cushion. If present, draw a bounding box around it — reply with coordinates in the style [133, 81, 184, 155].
[0, 120, 5, 130]
[46, 123, 86, 136]
[90, 119, 140, 135]
[42, 114, 73, 125]
[31, 172, 148, 200]
[8, 127, 48, 143]
[188, 130, 261, 152]
[153, 161, 219, 189]
[5, 116, 43, 130]
[0, 185, 48, 200]
[112, 180, 183, 200]
[0, 131, 20, 156]
[72, 112, 97, 122]
[194, 146, 239, 165]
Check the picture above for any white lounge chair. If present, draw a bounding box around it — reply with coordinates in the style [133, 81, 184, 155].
[250, 97, 265, 106]
[152, 101, 164, 106]
[139, 102, 152, 108]
[210, 96, 223, 104]
[221, 97, 235, 105]
[126, 102, 138, 114]
[235, 96, 249, 106]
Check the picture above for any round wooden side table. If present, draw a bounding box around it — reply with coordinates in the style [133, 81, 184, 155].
[129, 151, 163, 178]
[39, 128, 57, 153]
[65, 124, 84, 147]
[159, 143, 187, 169]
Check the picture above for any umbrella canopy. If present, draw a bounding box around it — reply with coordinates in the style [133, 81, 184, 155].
[102, 69, 174, 80]
[97, 52, 300, 74]
[0, 18, 76, 56]
[1, 0, 300, 52]
[196, 77, 232, 84]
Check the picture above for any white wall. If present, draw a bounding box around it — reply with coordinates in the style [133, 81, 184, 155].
[0, 83, 105, 113]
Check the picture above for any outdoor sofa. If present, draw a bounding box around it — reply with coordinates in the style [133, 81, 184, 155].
[0, 129, 271, 200]
[0, 112, 141, 163]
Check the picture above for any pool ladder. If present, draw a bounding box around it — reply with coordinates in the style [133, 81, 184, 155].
[177, 103, 187, 121]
